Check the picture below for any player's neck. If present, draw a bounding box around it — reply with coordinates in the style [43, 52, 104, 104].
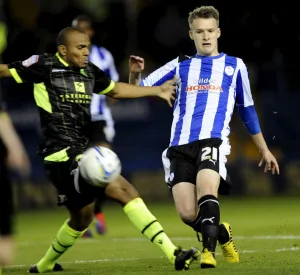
[56, 52, 70, 67]
[197, 50, 220, 57]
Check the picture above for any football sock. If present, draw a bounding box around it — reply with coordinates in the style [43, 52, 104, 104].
[185, 204, 229, 244]
[124, 198, 177, 263]
[36, 219, 85, 272]
[198, 195, 220, 252]
[185, 209, 202, 233]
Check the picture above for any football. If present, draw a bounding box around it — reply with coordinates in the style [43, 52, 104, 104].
[79, 146, 121, 187]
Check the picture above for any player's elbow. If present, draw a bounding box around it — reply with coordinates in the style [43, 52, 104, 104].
[108, 83, 131, 98]
[106, 89, 119, 98]
[237, 105, 262, 135]
[245, 120, 261, 135]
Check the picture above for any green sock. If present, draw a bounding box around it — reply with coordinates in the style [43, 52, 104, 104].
[36, 219, 84, 272]
[124, 198, 177, 263]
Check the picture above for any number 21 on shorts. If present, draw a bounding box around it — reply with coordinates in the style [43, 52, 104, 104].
[201, 147, 218, 162]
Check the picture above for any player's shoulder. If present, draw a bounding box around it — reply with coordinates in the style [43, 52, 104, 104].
[178, 54, 191, 63]
[223, 53, 246, 69]
[87, 61, 98, 71]
[29, 53, 57, 66]
[20, 53, 54, 68]
[43, 53, 59, 65]
[162, 54, 189, 67]
[86, 61, 105, 77]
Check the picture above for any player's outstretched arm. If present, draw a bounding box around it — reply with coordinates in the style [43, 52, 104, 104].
[0, 64, 12, 78]
[108, 78, 176, 107]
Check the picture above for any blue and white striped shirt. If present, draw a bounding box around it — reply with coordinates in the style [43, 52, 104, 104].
[90, 45, 119, 122]
[141, 53, 261, 147]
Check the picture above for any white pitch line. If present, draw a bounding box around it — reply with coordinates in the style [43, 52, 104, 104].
[6, 247, 300, 269]
[7, 257, 142, 268]
[106, 235, 300, 241]
[16, 235, 300, 246]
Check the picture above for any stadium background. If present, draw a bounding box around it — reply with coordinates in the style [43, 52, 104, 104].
[0, 0, 299, 209]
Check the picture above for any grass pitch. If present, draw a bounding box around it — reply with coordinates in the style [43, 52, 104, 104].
[3, 197, 300, 274]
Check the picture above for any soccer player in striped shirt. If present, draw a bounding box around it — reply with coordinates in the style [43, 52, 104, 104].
[72, 15, 119, 236]
[129, 5, 279, 269]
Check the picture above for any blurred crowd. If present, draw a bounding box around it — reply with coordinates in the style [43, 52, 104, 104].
[1, 0, 300, 200]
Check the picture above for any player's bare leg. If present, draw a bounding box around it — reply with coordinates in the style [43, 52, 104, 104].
[93, 142, 111, 235]
[82, 141, 111, 238]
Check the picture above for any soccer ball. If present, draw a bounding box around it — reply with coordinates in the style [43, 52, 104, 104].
[79, 146, 121, 187]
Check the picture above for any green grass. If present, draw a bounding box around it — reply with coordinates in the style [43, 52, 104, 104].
[3, 197, 300, 274]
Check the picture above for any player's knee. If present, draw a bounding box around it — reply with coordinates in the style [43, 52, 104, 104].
[196, 169, 220, 198]
[105, 175, 139, 206]
[172, 182, 197, 223]
[180, 213, 197, 225]
[177, 206, 197, 224]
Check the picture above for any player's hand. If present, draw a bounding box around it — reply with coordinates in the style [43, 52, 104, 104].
[129, 55, 145, 73]
[258, 149, 280, 175]
[7, 148, 31, 178]
[158, 77, 176, 107]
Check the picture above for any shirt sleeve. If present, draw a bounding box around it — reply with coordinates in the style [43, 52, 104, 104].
[236, 59, 261, 135]
[141, 57, 178, 87]
[92, 64, 115, 95]
[8, 54, 48, 83]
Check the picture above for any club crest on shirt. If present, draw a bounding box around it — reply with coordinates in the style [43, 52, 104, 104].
[224, 66, 234, 76]
[22, 55, 39, 67]
[74, 82, 86, 93]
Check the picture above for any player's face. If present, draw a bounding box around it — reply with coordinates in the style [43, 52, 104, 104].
[75, 21, 94, 39]
[65, 32, 90, 68]
[189, 18, 220, 56]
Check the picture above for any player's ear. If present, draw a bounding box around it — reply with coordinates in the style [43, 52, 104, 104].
[189, 30, 194, 40]
[217, 28, 221, 39]
[57, 45, 67, 57]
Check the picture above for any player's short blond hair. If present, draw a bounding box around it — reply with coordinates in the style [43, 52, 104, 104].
[188, 6, 219, 27]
